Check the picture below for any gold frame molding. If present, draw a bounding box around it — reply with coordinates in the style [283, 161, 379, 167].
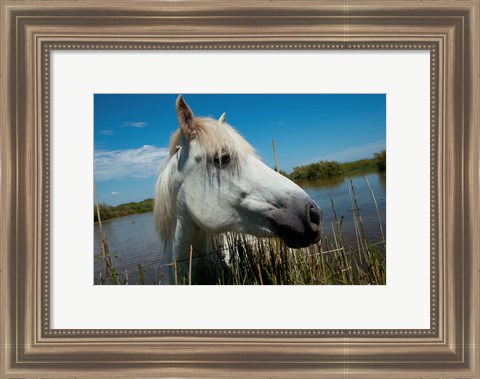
[1, 1, 479, 378]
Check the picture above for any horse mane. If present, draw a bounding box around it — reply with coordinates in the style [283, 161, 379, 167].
[154, 157, 177, 241]
[168, 117, 255, 160]
[154, 116, 256, 241]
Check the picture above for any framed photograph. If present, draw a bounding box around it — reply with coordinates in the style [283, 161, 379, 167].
[93, 93, 387, 287]
[1, 1, 478, 378]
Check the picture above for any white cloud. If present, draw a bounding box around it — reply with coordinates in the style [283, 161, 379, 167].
[306, 140, 386, 164]
[99, 129, 115, 136]
[110, 191, 121, 195]
[94, 145, 169, 181]
[121, 121, 148, 128]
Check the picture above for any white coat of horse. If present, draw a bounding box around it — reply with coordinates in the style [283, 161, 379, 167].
[154, 95, 322, 283]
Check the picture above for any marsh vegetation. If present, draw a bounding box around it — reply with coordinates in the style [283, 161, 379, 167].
[94, 172, 386, 285]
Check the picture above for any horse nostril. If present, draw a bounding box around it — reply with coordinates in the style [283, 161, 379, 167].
[308, 204, 321, 226]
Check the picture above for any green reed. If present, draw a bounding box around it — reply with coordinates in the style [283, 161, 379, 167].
[96, 177, 386, 285]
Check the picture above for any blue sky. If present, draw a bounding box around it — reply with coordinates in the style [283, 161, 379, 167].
[94, 94, 386, 205]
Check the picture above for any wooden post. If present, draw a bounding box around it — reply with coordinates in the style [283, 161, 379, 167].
[188, 245, 193, 285]
[173, 260, 178, 285]
[272, 139, 279, 172]
[124, 269, 129, 285]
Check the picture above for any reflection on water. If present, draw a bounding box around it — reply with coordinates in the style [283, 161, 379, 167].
[94, 172, 386, 284]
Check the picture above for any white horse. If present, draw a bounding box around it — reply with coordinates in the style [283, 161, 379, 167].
[154, 95, 322, 284]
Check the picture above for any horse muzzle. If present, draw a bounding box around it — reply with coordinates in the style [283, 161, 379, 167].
[270, 199, 323, 248]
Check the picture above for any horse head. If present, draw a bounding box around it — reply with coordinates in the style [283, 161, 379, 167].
[155, 95, 322, 265]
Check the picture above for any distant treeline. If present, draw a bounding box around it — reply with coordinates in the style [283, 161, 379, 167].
[94, 151, 386, 222]
[94, 198, 154, 222]
[280, 150, 386, 182]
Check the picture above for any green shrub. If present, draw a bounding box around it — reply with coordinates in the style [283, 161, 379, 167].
[288, 151, 386, 183]
[375, 150, 386, 172]
[94, 198, 154, 222]
[290, 160, 344, 182]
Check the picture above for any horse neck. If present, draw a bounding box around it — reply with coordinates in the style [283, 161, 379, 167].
[172, 220, 212, 261]
[162, 230, 210, 283]
[190, 229, 212, 257]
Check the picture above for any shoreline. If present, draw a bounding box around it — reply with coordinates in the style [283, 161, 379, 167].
[94, 209, 152, 224]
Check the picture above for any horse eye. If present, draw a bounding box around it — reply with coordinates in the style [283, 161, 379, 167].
[213, 152, 231, 168]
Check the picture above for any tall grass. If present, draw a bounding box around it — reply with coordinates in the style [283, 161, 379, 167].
[200, 235, 385, 285]
[172, 177, 385, 285]
[96, 177, 386, 285]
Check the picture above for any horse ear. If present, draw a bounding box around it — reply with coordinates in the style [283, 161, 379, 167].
[176, 95, 196, 139]
[218, 113, 227, 124]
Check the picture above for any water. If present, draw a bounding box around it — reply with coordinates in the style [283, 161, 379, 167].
[303, 172, 386, 246]
[94, 172, 386, 284]
[94, 212, 163, 284]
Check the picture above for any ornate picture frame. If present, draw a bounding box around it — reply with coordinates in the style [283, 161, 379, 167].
[1, 1, 478, 377]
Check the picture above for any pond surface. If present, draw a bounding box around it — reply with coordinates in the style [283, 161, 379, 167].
[303, 172, 386, 246]
[94, 172, 386, 284]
